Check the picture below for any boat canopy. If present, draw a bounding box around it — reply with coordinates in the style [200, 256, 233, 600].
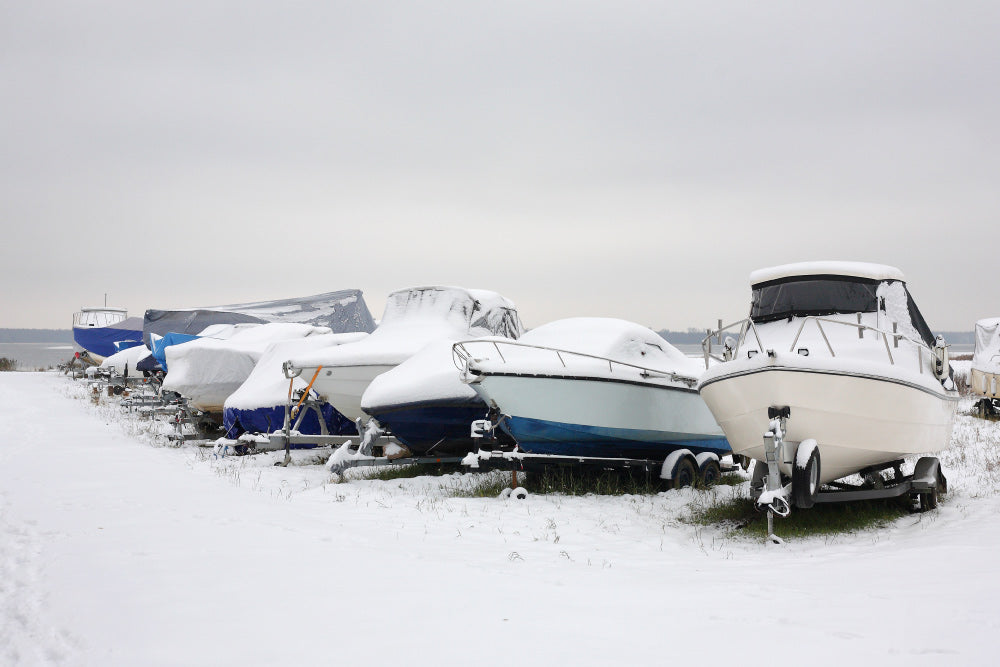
[973, 318, 1000, 374]
[143, 289, 375, 347]
[750, 261, 905, 285]
[750, 262, 936, 347]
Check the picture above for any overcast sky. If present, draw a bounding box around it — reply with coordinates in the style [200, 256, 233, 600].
[2, 1, 997, 331]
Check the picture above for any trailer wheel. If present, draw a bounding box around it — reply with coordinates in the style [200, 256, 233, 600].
[792, 441, 821, 509]
[698, 458, 722, 488]
[920, 487, 939, 511]
[668, 456, 697, 489]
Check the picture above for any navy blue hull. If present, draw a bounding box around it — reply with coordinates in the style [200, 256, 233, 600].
[224, 403, 357, 447]
[502, 415, 730, 460]
[367, 399, 489, 455]
[73, 325, 143, 359]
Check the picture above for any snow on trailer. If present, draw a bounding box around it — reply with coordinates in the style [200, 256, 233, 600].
[971, 317, 1000, 417]
[460, 447, 734, 492]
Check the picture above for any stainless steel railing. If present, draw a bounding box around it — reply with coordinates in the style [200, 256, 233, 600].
[701, 315, 939, 375]
[452, 340, 698, 387]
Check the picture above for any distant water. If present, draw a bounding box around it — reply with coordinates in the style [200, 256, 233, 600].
[0, 343, 77, 370]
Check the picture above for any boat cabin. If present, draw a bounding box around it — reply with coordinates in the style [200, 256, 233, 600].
[73, 307, 129, 328]
[748, 261, 936, 347]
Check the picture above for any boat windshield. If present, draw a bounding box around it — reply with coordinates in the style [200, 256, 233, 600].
[751, 276, 880, 323]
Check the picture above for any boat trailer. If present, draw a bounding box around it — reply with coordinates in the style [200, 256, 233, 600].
[461, 417, 735, 489]
[754, 406, 947, 544]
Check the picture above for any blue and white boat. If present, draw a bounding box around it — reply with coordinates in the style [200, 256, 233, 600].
[72, 306, 144, 362]
[454, 318, 730, 460]
[361, 339, 493, 455]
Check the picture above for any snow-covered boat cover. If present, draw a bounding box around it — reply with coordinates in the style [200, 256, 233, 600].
[100, 343, 153, 376]
[361, 338, 479, 411]
[161, 323, 343, 411]
[974, 318, 1000, 374]
[290, 286, 522, 368]
[142, 289, 375, 347]
[750, 261, 905, 286]
[467, 318, 703, 379]
[223, 333, 366, 437]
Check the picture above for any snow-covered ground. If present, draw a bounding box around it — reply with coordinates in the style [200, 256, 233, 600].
[2, 372, 999, 666]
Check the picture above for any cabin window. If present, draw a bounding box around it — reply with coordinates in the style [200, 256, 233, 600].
[751, 277, 879, 323]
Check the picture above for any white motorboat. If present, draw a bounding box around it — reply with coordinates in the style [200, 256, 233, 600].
[970, 317, 1000, 417]
[697, 261, 958, 511]
[454, 318, 730, 465]
[286, 286, 523, 424]
[360, 338, 492, 456]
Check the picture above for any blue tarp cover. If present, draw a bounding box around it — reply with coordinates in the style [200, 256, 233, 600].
[150, 333, 200, 370]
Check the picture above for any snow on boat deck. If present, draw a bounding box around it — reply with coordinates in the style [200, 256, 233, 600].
[1, 371, 998, 665]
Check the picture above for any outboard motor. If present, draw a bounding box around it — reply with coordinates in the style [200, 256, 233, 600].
[933, 335, 950, 382]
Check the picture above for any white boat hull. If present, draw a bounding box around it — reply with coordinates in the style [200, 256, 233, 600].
[298, 364, 396, 423]
[699, 364, 958, 484]
[470, 373, 729, 459]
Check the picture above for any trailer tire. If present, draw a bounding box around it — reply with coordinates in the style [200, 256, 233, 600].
[697, 458, 722, 488]
[920, 487, 939, 511]
[667, 456, 697, 490]
[792, 441, 821, 509]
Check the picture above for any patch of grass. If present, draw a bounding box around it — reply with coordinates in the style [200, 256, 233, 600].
[0, 357, 17, 372]
[684, 488, 915, 539]
[522, 466, 664, 496]
[446, 471, 513, 497]
[715, 472, 746, 487]
[358, 462, 463, 481]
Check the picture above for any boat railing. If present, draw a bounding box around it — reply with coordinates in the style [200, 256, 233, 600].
[452, 340, 699, 387]
[701, 318, 765, 367]
[702, 315, 936, 374]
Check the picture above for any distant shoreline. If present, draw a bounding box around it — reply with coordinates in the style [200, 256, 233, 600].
[0, 329, 76, 344]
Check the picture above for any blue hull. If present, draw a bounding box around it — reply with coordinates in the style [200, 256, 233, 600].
[367, 399, 488, 455]
[73, 325, 143, 359]
[223, 403, 357, 446]
[502, 415, 731, 460]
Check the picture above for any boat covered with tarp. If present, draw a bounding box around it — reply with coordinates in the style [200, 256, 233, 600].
[142, 289, 376, 347]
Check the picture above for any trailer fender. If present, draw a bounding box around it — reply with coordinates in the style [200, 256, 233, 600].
[695, 452, 722, 487]
[911, 457, 946, 494]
